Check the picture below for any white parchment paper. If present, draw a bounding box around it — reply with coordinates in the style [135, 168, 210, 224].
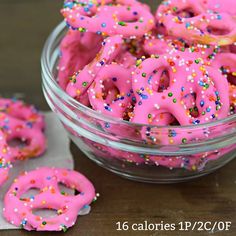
[0, 112, 75, 229]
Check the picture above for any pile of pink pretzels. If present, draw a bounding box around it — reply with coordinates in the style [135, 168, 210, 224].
[59, 0, 236, 126]
[58, 0, 236, 170]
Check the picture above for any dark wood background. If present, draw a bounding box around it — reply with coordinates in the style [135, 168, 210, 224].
[0, 1, 235, 235]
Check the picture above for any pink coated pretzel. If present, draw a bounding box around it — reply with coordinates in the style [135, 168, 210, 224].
[133, 60, 199, 126]
[131, 54, 229, 126]
[0, 130, 15, 186]
[88, 64, 132, 118]
[0, 112, 46, 160]
[66, 35, 123, 99]
[156, 0, 236, 46]
[3, 167, 96, 231]
[62, 0, 155, 37]
[58, 29, 102, 90]
[142, 37, 224, 116]
[0, 98, 45, 131]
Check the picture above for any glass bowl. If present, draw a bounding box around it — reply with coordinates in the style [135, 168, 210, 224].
[41, 21, 236, 183]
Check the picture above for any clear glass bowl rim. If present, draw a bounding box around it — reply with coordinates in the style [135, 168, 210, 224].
[41, 21, 236, 131]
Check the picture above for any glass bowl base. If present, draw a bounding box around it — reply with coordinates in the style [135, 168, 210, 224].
[70, 135, 236, 184]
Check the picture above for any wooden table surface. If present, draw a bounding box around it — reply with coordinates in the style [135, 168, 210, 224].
[0, 1, 235, 236]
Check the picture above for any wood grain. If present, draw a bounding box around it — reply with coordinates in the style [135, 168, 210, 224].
[0, 1, 235, 236]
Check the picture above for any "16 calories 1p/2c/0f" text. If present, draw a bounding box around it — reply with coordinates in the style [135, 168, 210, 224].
[116, 220, 232, 232]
